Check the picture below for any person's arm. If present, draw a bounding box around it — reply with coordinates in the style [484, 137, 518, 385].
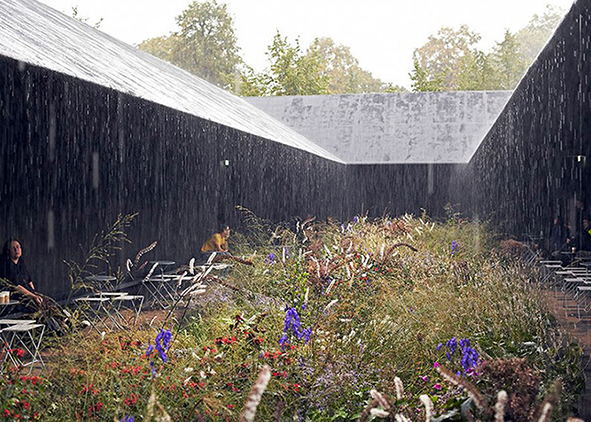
[214, 234, 228, 252]
[15, 285, 43, 305]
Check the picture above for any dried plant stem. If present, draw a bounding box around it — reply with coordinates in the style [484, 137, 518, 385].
[537, 403, 552, 422]
[493, 390, 507, 422]
[239, 365, 271, 422]
[436, 364, 489, 413]
[357, 399, 380, 422]
[419, 394, 434, 422]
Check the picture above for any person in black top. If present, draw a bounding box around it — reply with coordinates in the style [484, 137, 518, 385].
[549, 216, 569, 253]
[0, 238, 43, 306]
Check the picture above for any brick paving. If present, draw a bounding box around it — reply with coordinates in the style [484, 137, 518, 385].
[545, 289, 591, 420]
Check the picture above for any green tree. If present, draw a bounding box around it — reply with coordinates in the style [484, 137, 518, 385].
[259, 31, 328, 96]
[456, 50, 497, 91]
[410, 59, 445, 92]
[306, 37, 383, 94]
[410, 25, 482, 91]
[490, 30, 528, 90]
[516, 4, 564, 66]
[383, 83, 408, 93]
[137, 35, 178, 63]
[137, 0, 242, 89]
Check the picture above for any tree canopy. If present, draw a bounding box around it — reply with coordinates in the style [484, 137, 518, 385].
[136, 1, 565, 95]
[138, 0, 242, 90]
[410, 5, 564, 92]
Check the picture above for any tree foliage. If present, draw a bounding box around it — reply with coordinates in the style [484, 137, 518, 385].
[515, 4, 564, 65]
[306, 37, 384, 94]
[138, 0, 242, 89]
[411, 5, 565, 93]
[241, 34, 407, 96]
[411, 25, 481, 91]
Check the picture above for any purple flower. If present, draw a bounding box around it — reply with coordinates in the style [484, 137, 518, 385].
[451, 240, 458, 256]
[280, 307, 312, 347]
[302, 328, 312, 343]
[265, 253, 275, 265]
[155, 328, 172, 363]
[147, 328, 172, 378]
[279, 334, 289, 350]
[436, 343, 443, 351]
[354, 216, 359, 224]
[121, 416, 134, 422]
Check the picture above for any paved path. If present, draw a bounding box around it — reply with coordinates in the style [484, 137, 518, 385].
[545, 290, 591, 420]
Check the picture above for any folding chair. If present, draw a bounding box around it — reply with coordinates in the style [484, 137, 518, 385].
[0, 322, 45, 369]
[111, 295, 144, 326]
[73, 297, 122, 333]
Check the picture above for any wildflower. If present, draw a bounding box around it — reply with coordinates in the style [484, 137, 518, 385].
[121, 415, 134, 422]
[279, 308, 312, 348]
[436, 343, 443, 351]
[278, 334, 289, 349]
[354, 216, 359, 224]
[433, 362, 440, 368]
[146, 328, 172, 378]
[451, 240, 458, 256]
[420, 375, 428, 382]
[433, 383, 442, 390]
[265, 253, 275, 265]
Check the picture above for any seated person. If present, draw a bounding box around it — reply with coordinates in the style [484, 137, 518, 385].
[200, 225, 231, 261]
[0, 238, 43, 311]
[577, 217, 591, 252]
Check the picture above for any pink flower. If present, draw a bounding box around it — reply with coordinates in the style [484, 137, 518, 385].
[433, 362, 440, 368]
[434, 383, 442, 390]
[421, 376, 428, 382]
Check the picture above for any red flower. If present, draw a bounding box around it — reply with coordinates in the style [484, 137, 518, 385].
[3, 409, 10, 416]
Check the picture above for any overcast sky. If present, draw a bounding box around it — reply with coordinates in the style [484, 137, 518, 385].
[38, 0, 575, 89]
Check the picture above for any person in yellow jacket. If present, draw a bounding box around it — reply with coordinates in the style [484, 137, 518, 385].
[200, 225, 231, 261]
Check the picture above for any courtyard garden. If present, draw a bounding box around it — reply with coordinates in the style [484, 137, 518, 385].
[0, 213, 584, 421]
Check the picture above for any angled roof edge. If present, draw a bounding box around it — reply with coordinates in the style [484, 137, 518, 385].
[0, 0, 343, 163]
[247, 91, 512, 164]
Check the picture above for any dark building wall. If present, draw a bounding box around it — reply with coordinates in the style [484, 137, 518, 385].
[466, 0, 591, 239]
[349, 164, 466, 217]
[0, 56, 349, 299]
[0, 56, 457, 300]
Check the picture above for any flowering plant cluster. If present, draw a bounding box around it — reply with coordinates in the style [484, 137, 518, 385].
[437, 336, 480, 375]
[279, 306, 312, 349]
[0, 215, 581, 421]
[146, 328, 172, 378]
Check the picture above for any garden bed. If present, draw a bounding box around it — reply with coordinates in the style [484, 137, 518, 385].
[0, 215, 584, 421]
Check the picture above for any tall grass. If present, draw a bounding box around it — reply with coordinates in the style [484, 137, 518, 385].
[0, 214, 583, 421]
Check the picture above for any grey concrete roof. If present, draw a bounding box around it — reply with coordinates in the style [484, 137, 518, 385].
[246, 91, 513, 164]
[0, 0, 342, 162]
